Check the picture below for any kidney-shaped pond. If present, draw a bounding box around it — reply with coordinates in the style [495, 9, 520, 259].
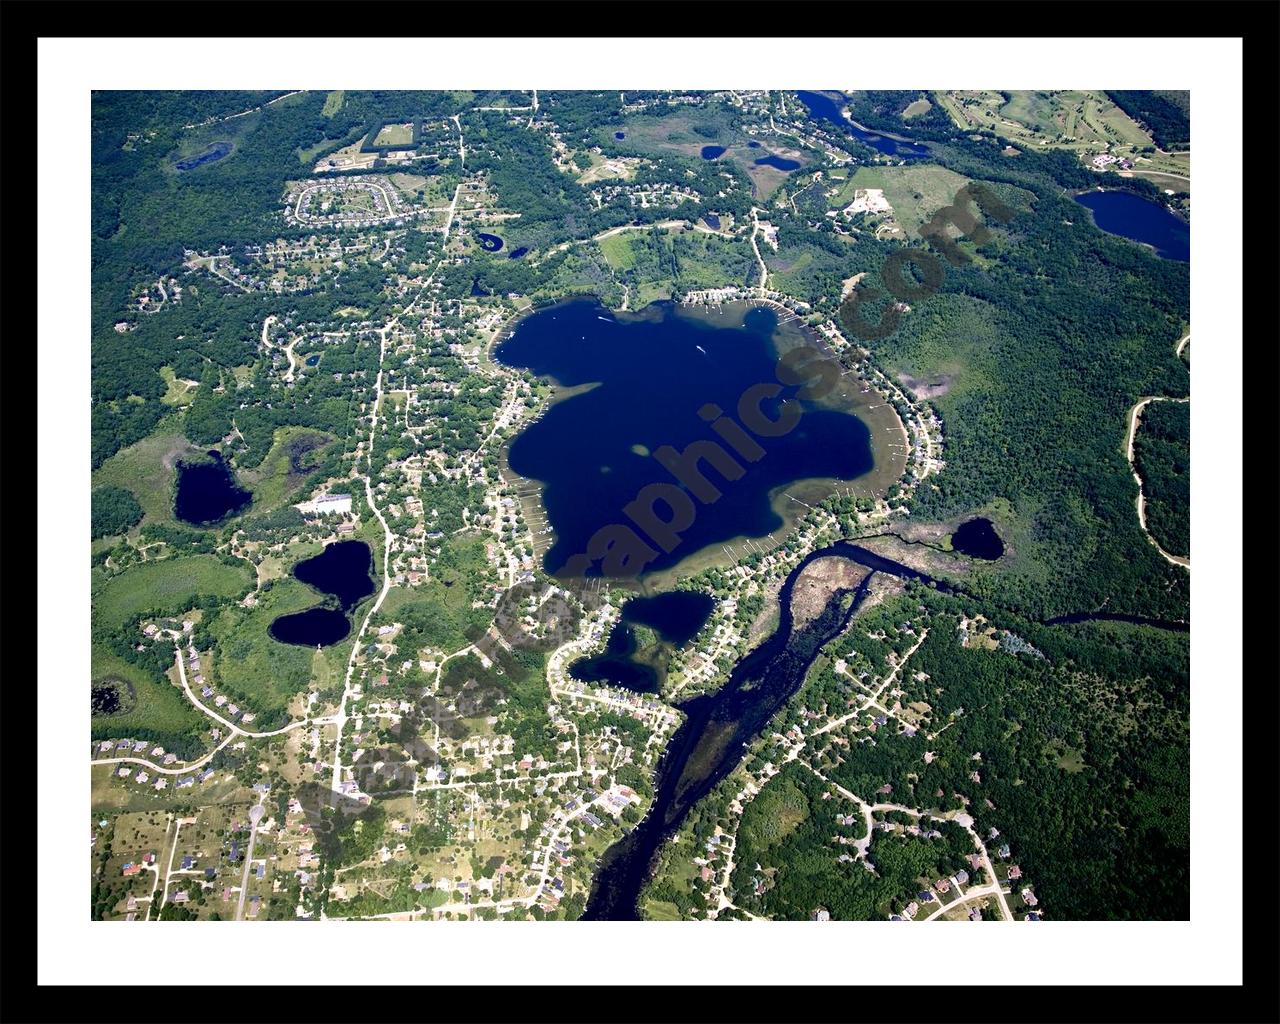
[269, 540, 375, 647]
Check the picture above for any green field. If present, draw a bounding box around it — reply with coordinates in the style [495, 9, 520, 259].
[91, 425, 199, 527]
[373, 122, 415, 147]
[322, 90, 346, 117]
[377, 533, 491, 653]
[207, 574, 350, 716]
[240, 426, 337, 514]
[159, 366, 198, 406]
[93, 555, 254, 631]
[91, 645, 209, 750]
[598, 233, 637, 271]
[833, 164, 975, 238]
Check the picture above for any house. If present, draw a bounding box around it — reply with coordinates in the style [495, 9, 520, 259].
[122, 863, 141, 877]
[181, 855, 194, 870]
[117, 767, 131, 777]
[934, 879, 951, 893]
[954, 869, 969, 885]
[143, 852, 156, 865]
[134, 771, 149, 784]
[1007, 864, 1022, 880]
[811, 908, 830, 921]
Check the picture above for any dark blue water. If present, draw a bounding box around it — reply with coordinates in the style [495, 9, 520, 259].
[702, 214, 721, 230]
[494, 299, 876, 579]
[625, 591, 715, 646]
[176, 141, 232, 171]
[700, 145, 727, 160]
[581, 537, 1186, 919]
[174, 451, 252, 525]
[1073, 190, 1189, 261]
[755, 154, 801, 170]
[269, 607, 351, 646]
[570, 591, 715, 692]
[305, 354, 320, 367]
[747, 140, 761, 149]
[950, 518, 1004, 560]
[508, 246, 529, 260]
[293, 540, 375, 611]
[269, 540, 374, 647]
[477, 232, 505, 252]
[796, 91, 931, 159]
[615, 131, 626, 140]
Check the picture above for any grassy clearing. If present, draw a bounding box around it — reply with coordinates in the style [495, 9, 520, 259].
[93, 555, 254, 631]
[240, 426, 336, 514]
[642, 899, 683, 921]
[92, 424, 199, 526]
[377, 534, 490, 653]
[598, 233, 637, 271]
[159, 366, 198, 406]
[838, 165, 974, 238]
[902, 98, 933, 119]
[322, 90, 345, 117]
[208, 575, 343, 715]
[374, 122, 415, 147]
[91, 644, 208, 744]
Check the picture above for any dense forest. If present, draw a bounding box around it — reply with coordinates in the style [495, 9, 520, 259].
[1106, 91, 1191, 150]
[837, 129, 1190, 622]
[1132, 400, 1191, 557]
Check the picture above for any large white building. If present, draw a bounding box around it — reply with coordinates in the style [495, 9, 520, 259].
[294, 493, 352, 516]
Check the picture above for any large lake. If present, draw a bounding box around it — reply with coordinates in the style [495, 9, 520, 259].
[1073, 189, 1189, 261]
[493, 299, 879, 579]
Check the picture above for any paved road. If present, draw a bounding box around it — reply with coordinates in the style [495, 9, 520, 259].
[235, 800, 266, 921]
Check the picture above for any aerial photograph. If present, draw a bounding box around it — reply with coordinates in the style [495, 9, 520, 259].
[88, 86, 1191, 924]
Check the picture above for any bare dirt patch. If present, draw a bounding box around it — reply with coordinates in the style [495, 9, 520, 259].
[789, 557, 871, 630]
[897, 372, 954, 400]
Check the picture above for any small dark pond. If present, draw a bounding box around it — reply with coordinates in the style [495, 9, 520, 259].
[91, 680, 129, 716]
[700, 145, 727, 160]
[570, 591, 716, 692]
[174, 451, 252, 525]
[624, 591, 715, 646]
[477, 232, 505, 252]
[702, 214, 721, 230]
[507, 246, 529, 260]
[1073, 189, 1189, 262]
[747, 140, 761, 149]
[754, 154, 801, 171]
[305, 354, 320, 367]
[269, 540, 375, 647]
[950, 518, 1004, 560]
[176, 141, 232, 171]
[269, 607, 352, 647]
[614, 131, 626, 140]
